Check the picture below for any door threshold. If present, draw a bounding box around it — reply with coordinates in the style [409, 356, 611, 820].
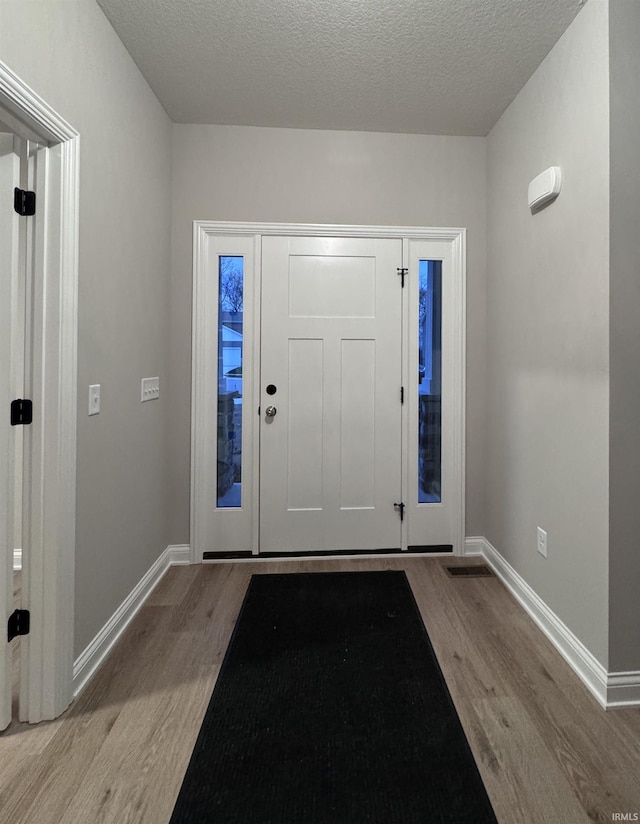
[203, 546, 453, 562]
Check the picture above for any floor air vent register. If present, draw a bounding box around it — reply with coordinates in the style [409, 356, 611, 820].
[445, 565, 494, 578]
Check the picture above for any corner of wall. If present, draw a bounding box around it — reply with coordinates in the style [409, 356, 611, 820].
[607, 0, 640, 673]
[484, 0, 610, 668]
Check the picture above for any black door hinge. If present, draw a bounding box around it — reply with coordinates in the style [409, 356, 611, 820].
[11, 399, 33, 426]
[400, 386, 404, 404]
[8, 609, 30, 642]
[14, 187, 36, 217]
[394, 501, 405, 522]
[397, 267, 408, 288]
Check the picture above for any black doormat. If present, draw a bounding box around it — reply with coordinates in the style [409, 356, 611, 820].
[169, 571, 498, 824]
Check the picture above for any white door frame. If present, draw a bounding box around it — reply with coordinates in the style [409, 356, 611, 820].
[0, 61, 79, 722]
[191, 222, 466, 563]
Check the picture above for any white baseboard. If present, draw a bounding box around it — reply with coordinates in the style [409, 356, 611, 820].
[72, 545, 191, 698]
[465, 537, 640, 710]
[462, 536, 484, 557]
[168, 544, 191, 565]
[605, 671, 640, 709]
[13, 548, 22, 571]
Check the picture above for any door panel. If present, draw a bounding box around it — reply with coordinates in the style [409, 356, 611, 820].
[340, 338, 375, 509]
[286, 338, 323, 511]
[259, 236, 403, 553]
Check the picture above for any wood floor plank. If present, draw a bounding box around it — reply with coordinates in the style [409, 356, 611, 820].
[405, 562, 512, 702]
[0, 699, 126, 824]
[57, 676, 215, 824]
[466, 579, 640, 818]
[472, 696, 595, 824]
[1, 557, 639, 823]
[146, 563, 200, 607]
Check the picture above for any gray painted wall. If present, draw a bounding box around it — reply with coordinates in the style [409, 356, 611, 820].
[609, 0, 640, 673]
[4, 0, 632, 679]
[486, 0, 610, 665]
[168, 124, 487, 544]
[0, 0, 173, 656]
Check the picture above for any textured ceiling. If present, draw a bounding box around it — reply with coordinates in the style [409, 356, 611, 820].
[96, 0, 585, 136]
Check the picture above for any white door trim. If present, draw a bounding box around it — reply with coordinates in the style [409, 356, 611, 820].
[450, 230, 467, 555]
[194, 221, 466, 242]
[0, 61, 79, 722]
[192, 222, 466, 561]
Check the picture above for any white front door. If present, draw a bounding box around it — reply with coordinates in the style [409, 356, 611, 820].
[259, 236, 403, 553]
[191, 223, 465, 560]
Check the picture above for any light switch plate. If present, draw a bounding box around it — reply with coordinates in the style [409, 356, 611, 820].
[141, 376, 159, 402]
[537, 526, 548, 558]
[88, 384, 100, 416]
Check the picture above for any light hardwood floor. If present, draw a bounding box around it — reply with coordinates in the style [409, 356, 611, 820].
[1, 557, 639, 823]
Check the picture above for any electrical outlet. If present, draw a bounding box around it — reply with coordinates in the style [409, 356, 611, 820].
[537, 527, 548, 558]
[88, 384, 101, 416]
[141, 376, 160, 402]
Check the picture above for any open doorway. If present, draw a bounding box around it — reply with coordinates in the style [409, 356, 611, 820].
[0, 127, 29, 718]
[0, 129, 47, 725]
[0, 61, 79, 728]
[0, 128, 22, 723]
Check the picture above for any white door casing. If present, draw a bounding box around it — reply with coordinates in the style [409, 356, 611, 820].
[259, 236, 403, 554]
[0, 135, 20, 731]
[191, 223, 465, 560]
[0, 61, 79, 723]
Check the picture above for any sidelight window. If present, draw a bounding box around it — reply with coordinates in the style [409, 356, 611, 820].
[418, 260, 442, 503]
[217, 256, 244, 507]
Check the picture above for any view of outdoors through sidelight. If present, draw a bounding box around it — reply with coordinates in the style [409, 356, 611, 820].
[217, 256, 244, 507]
[418, 260, 442, 503]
